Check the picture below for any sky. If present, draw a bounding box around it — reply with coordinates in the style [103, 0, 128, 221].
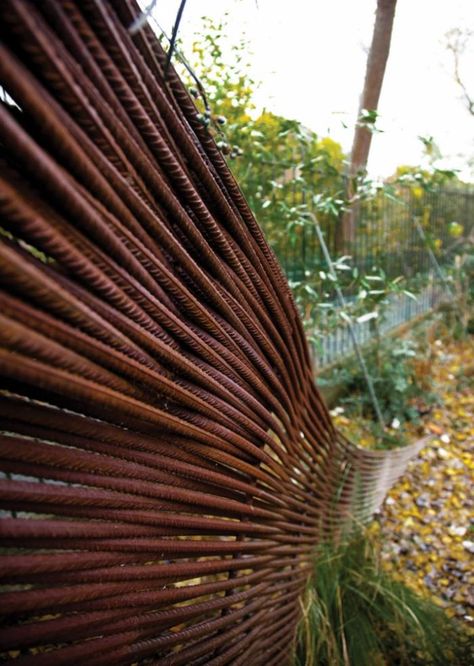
[151, 0, 474, 179]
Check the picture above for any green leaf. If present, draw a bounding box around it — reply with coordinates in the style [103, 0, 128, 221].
[357, 312, 378, 323]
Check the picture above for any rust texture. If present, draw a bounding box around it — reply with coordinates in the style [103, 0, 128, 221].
[0, 1, 423, 663]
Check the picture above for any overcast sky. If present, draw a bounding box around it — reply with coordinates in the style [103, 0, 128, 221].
[151, 0, 474, 178]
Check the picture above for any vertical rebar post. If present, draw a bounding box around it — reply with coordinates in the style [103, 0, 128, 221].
[310, 213, 386, 431]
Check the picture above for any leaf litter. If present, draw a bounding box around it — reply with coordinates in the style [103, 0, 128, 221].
[333, 337, 473, 634]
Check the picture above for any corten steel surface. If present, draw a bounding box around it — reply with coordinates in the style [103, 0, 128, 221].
[0, 1, 424, 663]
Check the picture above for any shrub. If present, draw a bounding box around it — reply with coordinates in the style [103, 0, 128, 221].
[339, 337, 439, 427]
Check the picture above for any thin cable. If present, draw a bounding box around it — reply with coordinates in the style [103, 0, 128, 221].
[128, 0, 158, 34]
[165, 0, 188, 76]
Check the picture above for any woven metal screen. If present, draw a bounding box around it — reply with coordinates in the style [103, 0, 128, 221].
[0, 2, 423, 663]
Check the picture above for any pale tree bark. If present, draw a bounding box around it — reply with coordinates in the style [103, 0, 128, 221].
[340, 0, 398, 251]
[446, 28, 474, 117]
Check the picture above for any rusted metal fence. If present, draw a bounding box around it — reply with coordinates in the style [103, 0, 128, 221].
[0, 2, 426, 663]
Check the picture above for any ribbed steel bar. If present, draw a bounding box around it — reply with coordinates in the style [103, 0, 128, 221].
[0, 1, 422, 663]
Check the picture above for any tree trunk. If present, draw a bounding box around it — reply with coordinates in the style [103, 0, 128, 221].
[340, 0, 398, 252]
